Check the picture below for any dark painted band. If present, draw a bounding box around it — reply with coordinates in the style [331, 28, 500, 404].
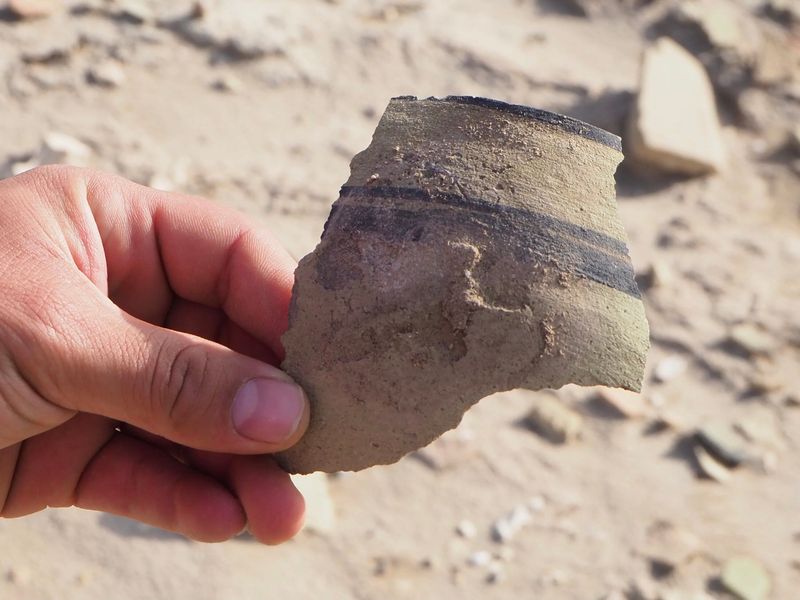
[331, 185, 641, 299]
[391, 95, 623, 152]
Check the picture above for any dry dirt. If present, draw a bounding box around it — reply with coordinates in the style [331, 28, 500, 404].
[0, 1, 798, 599]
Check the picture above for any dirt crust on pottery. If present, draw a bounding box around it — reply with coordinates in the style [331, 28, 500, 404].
[276, 96, 650, 474]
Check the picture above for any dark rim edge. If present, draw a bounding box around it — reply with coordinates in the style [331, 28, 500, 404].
[391, 95, 622, 152]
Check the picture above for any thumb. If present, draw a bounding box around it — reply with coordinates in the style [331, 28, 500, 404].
[11, 279, 309, 454]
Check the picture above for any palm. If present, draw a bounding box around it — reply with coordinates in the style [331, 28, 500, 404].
[0, 168, 304, 543]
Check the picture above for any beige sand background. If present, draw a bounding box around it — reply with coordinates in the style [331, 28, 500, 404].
[0, 0, 798, 598]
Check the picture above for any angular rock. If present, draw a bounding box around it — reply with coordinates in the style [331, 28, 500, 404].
[38, 132, 92, 166]
[167, 0, 302, 59]
[727, 324, 776, 356]
[87, 61, 126, 88]
[526, 394, 583, 443]
[721, 557, 771, 600]
[627, 37, 726, 176]
[696, 422, 751, 467]
[276, 96, 649, 473]
[694, 444, 732, 483]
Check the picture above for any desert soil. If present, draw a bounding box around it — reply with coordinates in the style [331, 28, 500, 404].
[0, 1, 798, 599]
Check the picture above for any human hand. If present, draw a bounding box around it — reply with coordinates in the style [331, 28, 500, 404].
[0, 166, 309, 543]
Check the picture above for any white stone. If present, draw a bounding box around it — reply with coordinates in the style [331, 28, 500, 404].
[628, 37, 726, 175]
[87, 61, 126, 88]
[467, 550, 492, 567]
[492, 505, 533, 543]
[653, 355, 689, 383]
[38, 132, 92, 166]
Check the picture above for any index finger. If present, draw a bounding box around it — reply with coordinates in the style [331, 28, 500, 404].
[84, 170, 296, 358]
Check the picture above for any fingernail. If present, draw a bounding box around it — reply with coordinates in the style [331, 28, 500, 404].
[232, 378, 305, 443]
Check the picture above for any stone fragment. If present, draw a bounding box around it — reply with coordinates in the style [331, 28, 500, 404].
[637, 261, 675, 291]
[696, 422, 750, 467]
[87, 61, 126, 88]
[721, 557, 771, 600]
[593, 386, 649, 419]
[289, 473, 335, 535]
[467, 550, 491, 567]
[276, 96, 649, 473]
[7, 0, 61, 19]
[726, 324, 776, 356]
[492, 505, 533, 543]
[525, 394, 583, 443]
[653, 355, 688, 383]
[627, 38, 726, 176]
[643, 520, 702, 571]
[38, 132, 92, 166]
[168, 0, 301, 59]
[455, 520, 477, 539]
[694, 445, 732, 482]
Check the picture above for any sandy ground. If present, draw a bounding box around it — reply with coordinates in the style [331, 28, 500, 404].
[0, 0, 799, 598]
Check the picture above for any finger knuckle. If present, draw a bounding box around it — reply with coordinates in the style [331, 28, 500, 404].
[153, 342, 217, 427]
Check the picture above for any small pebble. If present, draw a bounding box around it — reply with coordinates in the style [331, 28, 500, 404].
[467, 550, 492, 568]
[696, 422, 750, 467]
[721, 556, 771, 600]
[492, 505, 532, 543]
[455, 519, 477, 539]
[694, 444, 732, 483]
[524, 394, 582, 443]
[87, 61, 126, 88]
[653, 355, 689, 383]
[727, 324, 776, 356]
